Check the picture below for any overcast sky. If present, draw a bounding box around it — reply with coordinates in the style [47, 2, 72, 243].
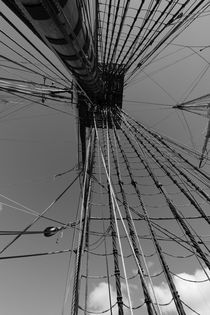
[1, 1, 210, 315]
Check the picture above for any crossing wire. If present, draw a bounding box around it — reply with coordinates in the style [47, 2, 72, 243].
[102, 0, 113, 67]
[71, 132, 95, 315]
[0, 171, 82, 255]
[98, 119, 113, 315]
[112, 112, 187, 315]
[101, 115, 125, 315]
[94, 116, 156, 315]
[95, 0, 210, 87]
[124, 1, 209, 83]
[108, 122, 161, 315]
[122, 114, 210, 228]
[105, 0, 120, 66]
[0, 12, 71, 86]
[2, 2, 210, 315]
[119, 110, 210, 269]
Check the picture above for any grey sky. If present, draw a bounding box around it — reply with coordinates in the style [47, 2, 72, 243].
[0, 1, 210, 315]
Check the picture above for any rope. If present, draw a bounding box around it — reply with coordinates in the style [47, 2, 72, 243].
[0, 36, 70, 87]
[124, 1, 210, 83]
[89, 169, 197, 256]
[95, 115, 131, 315]
[84, 133, 97, 313]
[108, 0, 131, 68]
[94, 113, 161, 315]
[0, 171, 81, 255]
[154, 298, 174, 307]
[0, 249, 73, 260]
[61, 194, 82, 315]
[133, 124, 210, 214]
[104, 124, 125, 315]
[103, 113, 115, 315]
[110, 117, 161, 315]
[123, 301, 145, 310]
[181, 300, 200, 315]
[122, 109, 210, 182]
[0, 12, 72, 86]
[78, 302, 117, 314]
[114, 111, 195, 315]
[103, 0, 113, 66]
[105, 0, 120, 65]
[121, 111, 210, 271]
[71, 133, 93, 315]
[119, 111, 210, 230]
[171, 271, 209, 283]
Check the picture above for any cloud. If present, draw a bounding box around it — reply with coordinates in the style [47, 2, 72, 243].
[87, 269, 210, 314]
[132, 261, 154, 278]
[88, 282, 132, 315]
[151, 268, 210, 314]
[147, 261, 154, 269]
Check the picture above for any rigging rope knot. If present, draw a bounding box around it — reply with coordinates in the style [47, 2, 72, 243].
[156, 182, 163, 189]
[144, 297, 151, 304]
[131, 180, 136, 186]
[116, 297, 123, 304]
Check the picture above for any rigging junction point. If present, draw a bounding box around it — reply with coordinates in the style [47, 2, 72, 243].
[78, 63, 125, 165]
[174, 97, 210, 167]
[2, 0, 125, 167]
